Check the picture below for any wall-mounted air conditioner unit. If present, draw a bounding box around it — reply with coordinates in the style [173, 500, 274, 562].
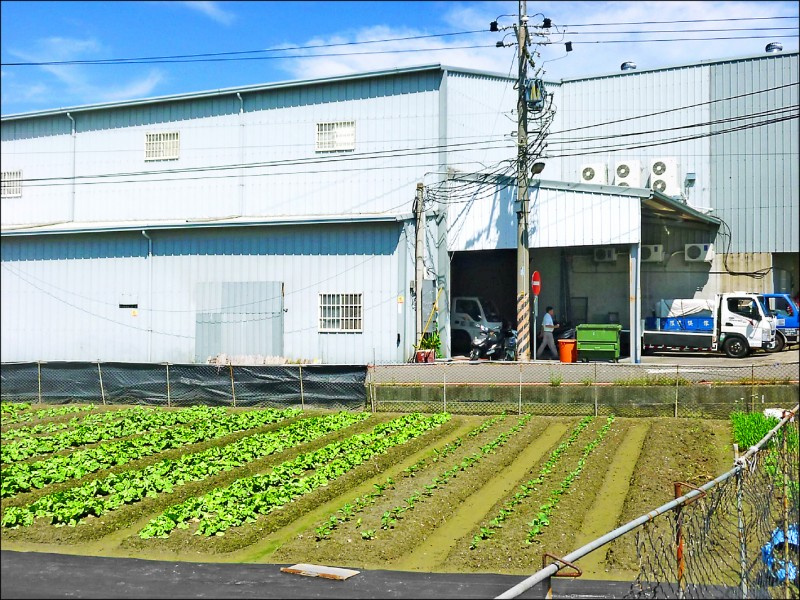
[649, 157, 680, 196]
[641, 244, 665, 262]
[580, 163, 608, 185]
[684, 243, 715, 263]
[594, 247, 617, 263]
[614, 160, 643, 187]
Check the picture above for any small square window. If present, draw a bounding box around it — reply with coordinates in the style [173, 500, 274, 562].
[1, 170, 22, 198]
[145, 131, 180, 161]
[316, 121, 355, 152]
[319, 293, 362, 332]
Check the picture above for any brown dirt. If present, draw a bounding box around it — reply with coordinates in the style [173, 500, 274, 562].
[0, 404, 734, 581]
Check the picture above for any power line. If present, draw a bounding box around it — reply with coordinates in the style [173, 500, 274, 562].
[15, 79, 796, 186]
[557, 16, 799, 27]
[546, 34, 798, 45]
[1, 29, 490, 67]
[2, 43, 495, 67]
[560, 27, 798, 35]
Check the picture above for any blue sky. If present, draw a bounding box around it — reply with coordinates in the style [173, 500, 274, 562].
[1, 1, 797, 115]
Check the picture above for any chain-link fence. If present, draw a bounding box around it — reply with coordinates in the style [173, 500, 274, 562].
[4, 360, 797, 418]
[0, 362, 366, 411]
[369, 362, 800, 417]
[496, 406, 800, 600]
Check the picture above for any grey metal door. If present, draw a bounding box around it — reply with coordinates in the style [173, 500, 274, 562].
[195, 281, 284, 362]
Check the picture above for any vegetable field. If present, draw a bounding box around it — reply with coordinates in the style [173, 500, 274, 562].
[0, 402, 734, 579]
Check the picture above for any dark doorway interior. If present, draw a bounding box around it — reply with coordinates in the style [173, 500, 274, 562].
[449, 249, 516, 355]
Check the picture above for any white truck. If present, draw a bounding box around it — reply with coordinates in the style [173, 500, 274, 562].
[643, 292, 776, 358]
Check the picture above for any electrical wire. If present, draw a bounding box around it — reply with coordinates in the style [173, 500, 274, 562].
[11, 82, 794, 189]
[2, 43, 497, 67]
[557, 16, 799, 27]
[1, 29, 492, 66]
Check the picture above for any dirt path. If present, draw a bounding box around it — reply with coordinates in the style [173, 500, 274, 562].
[389, 422, 569, 572]
[570, 421, 650, 579]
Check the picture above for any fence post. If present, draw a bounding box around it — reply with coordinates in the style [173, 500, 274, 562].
[37, 361, 43, 404]
[750, 365, 755, 412]
[442, 364, 447, 414]
[735, 457, 748, 598]
[782, 419, 790, 600]
[674, 482, 686, 600]
[165, 363, 171, 407]
[97, 362, 106, 405]
[518, 363, 522, 416]
[299, 364, 305, 411]
[593, 363, 598, 417]
[675, 365, 679, 418]
[229, 363, 236, 408]
[368, 365, 375, 413]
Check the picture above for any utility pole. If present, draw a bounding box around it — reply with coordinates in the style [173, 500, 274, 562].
[515, 0, 531, 361]
[414, 182, 425, 349]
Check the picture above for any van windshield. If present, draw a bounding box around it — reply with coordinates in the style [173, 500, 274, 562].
[480, 299, 502, 322]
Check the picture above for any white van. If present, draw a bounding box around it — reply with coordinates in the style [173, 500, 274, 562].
[451, 296, 504, 355]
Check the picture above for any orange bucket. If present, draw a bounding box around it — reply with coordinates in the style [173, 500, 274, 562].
[558, 339, 577, 363]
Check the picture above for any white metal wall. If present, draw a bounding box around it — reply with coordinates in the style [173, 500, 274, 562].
[0, 223, 410, 364]
[1, 71, 442, 227]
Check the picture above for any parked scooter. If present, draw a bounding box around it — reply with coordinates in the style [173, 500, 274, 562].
[469, 322, 517, 361]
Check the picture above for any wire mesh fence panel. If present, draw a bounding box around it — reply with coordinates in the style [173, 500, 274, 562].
[0, 363, 41, 403]
[36, 362, 102, 404]
[626, 416, 800, 599]
[167, 363, 236, 407]
[98, 362, 170, 406]
[294, 365, 367, 411]
[228, 365, 302, 409]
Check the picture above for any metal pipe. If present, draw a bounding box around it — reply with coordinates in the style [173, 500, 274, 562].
[496, 404, 799, 599]
[66, 112, 76, 221]
[141, 230, 153, 362]
[236, 92, 245, 216]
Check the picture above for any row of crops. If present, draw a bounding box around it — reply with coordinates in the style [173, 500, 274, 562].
[1, 400, 793, 572]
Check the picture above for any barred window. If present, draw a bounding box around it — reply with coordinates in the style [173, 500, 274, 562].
[319, 293, 362, 332]
[315, 121, 355, 152]
[145, 131, 180, 161]
[1, 170, 22, 198]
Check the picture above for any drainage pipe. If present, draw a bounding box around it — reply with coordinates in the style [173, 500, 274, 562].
[141, 230, 153, 362]
[236, 92, 245, 216]
[66, 112, 76, 221]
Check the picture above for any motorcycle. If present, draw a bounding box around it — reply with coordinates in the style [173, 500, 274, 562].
[469, 323, 517, 361]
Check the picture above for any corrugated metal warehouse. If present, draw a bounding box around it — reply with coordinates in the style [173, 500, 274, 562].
[1, 52, 798, 364]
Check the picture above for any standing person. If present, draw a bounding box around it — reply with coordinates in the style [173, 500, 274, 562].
[537, 306, 559, 360]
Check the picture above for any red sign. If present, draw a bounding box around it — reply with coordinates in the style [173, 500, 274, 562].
[531, 271, 541, 296]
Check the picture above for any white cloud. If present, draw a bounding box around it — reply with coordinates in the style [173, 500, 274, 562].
[181, 1, 236, 25]
[5, 37, 165, 109]
[277, 1, 798, 83]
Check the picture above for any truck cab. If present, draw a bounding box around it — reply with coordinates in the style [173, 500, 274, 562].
[763, 293, 799, 352]
[450, 296, 504, 355]
[712, 293, 776, 358]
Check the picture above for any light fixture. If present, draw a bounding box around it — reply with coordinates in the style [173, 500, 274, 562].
[765, 42, 783, 53]
[565, 42, 573, 52]
[621, 61, 637, 71]
[531, 161, 546, 176]
[684, 172, 696, 188]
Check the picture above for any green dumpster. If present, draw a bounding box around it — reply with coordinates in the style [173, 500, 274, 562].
[576, 324, 622, 362]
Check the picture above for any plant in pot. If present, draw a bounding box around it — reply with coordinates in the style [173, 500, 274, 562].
[415, 330, 442, 362]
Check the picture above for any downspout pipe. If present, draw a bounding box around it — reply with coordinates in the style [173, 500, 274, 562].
[236, 92, 245, 216]
[142, 230, 153, 362]
[66, 112, 76, 221]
